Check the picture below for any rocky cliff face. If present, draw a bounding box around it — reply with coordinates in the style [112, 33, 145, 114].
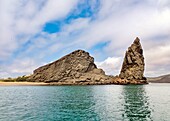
[29, 50, 109, 83]
[119, 37, 146, 81]
[28, 38, 148, 85]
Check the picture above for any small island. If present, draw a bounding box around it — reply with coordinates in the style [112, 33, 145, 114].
[0, 37, 148, 85]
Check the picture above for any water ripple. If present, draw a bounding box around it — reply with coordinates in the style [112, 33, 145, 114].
[0, 84, 170, 121]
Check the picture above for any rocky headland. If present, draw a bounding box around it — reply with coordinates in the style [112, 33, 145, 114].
[27, 37, 148, 85]
[28, 49, 111, 84]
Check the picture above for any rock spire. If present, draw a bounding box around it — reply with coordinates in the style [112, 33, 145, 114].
[119, 37, 146, 81]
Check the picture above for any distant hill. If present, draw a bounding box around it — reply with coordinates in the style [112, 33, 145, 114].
[147, 74, 170, 83]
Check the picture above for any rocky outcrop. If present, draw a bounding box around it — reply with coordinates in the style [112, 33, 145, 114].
[28, 38, 148, 85]
[29, 50, 111, 83]
[119, 37, 146, 81]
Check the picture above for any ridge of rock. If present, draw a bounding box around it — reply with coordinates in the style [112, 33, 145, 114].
[28, 38, 148, 85]
[119, 37, 146, 81]
[29, 49, 108, 83]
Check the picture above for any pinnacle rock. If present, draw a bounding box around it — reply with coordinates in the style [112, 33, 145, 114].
[119, 37, 146, 81]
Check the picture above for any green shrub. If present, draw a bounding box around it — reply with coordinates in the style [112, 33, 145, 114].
[0, 75, 29, 82]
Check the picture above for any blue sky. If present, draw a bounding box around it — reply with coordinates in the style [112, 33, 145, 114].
[0, 0, 170, 78]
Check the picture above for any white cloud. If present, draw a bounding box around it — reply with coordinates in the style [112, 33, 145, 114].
[53, 0, 170, 58]
[0, 0, 78, 60]
[59, 0, 170, 76]
[145, 42, 170, 76]
[96, 57, 122, 75]
[0, 58, 42, 78]
[0, 0, 170, 78]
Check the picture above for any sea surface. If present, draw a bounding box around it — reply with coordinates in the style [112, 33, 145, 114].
[0, 83, 170, 121]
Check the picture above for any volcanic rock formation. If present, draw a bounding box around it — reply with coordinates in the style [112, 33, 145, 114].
[29, 50, 110, 83]
[28, 38, 148, 85]
[119, 37, 146, 81]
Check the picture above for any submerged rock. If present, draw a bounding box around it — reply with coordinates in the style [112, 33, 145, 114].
[119, 37, 146, 81]
[29, 50, 109, 82]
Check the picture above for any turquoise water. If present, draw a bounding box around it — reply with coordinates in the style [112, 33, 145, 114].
[0, 84, 170, 121]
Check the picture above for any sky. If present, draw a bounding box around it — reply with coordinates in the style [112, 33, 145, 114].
[0, 0, 170, 78]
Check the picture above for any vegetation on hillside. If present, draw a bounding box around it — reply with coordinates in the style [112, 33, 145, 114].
[0, 75, 29, 82]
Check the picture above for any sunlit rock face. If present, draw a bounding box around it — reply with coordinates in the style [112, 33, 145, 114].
[29, 50, 107, 82]
[28, 40, 148, 85]
[119, 37, 146, 81]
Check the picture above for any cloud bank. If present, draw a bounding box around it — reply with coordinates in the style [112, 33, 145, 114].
[0, 0, 170, 78]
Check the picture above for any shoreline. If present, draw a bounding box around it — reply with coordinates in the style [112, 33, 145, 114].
[0, 82, 50, 86]
[0, 80, 148, 86]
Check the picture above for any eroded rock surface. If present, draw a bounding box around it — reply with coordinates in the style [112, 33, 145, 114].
[119, 37, 146, 81]
[29, 50, 110, 83]
[28, 39, 148, 85]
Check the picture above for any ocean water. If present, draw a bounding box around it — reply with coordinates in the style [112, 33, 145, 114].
[0, 84, 170, 121]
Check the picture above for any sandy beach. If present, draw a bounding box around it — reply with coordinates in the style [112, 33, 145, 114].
[0, 82, 49, 86]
